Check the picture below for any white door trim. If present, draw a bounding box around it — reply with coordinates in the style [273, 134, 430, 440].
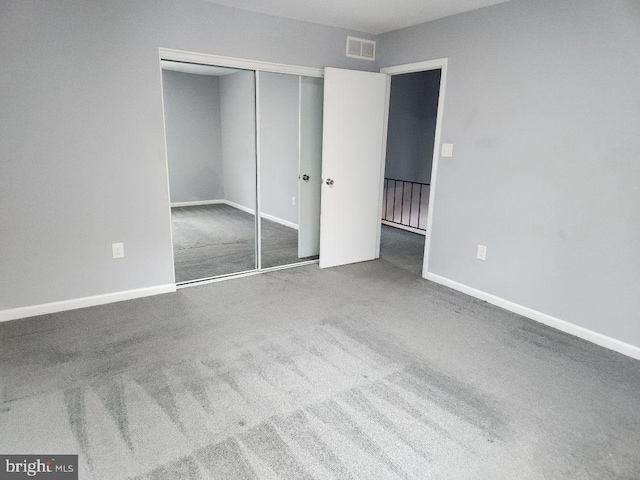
[375, 77, 392, 258]
[380, 58, 448, 278]
[158, 59, 178, 285]
[159, 48, 324, 78]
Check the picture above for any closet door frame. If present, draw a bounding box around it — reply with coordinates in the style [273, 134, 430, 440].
[159, 48, 323, 78]
[159, 48, 323, 286]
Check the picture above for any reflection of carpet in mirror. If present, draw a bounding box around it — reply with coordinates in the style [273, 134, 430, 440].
[171, 204, 316, 282]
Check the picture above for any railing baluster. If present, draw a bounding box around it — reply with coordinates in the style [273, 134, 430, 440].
[400, 182, 405, 224]
[409, 182, 414, 227]
[392, 180, 397, 223]
[383, 178, 388, 221]
[381, 177, 428, 232]
[417, 184, 423, 229]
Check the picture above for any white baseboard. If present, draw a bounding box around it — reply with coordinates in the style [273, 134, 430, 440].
[381, 220, 426, 236]
[171, 199, 256, 214]
[0, 284, 176, 323]
[260, 212, 298, 230]
[424, 272, 640, 361]
[223, 199, 255, 215]
[171, 200, 224, 207]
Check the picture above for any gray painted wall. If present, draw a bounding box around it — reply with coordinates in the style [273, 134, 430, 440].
[377, 0, 640, 348]
[385, 70, 440, 184]
[0, 0, 374, 310]
[220, 71, 257, 211]
[258, 72, 300, 225]
[162, 70, 224, 203]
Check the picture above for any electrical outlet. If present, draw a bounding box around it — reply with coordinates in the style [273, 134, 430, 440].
[476, 244, 487, 261]
[292, 196, 296, 206]
[112, 242, 124, 259]
[441, 143, 454, 158]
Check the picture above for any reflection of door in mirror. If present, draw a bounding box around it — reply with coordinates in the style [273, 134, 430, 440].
[258, 72, 323, 269]
[161, 62, 257, 283]
[299, 76, 324, 259]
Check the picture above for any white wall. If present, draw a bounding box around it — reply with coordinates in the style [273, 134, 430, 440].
[385, 70, 440, 184]
[258, 72, 300, 226]
[220, 71, 257, 211]
[162, 70, 224, 203]
[377, 0, 640, 349]
[0, 0, 375, 313]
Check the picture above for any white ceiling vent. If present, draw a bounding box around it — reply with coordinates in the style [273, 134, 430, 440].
[346, 36, 376, 61]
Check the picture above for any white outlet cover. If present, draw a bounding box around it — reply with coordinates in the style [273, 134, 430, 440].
[477, 244, 487, 261]
[441, 143, 454, 157]
[112, 242, 124, 259]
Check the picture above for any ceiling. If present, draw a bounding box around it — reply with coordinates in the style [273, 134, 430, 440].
[204, 0, 511, 35]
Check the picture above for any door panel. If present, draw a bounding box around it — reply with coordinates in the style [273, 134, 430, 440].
[298, 76, 324, 258]
[319, 68, 389, 269]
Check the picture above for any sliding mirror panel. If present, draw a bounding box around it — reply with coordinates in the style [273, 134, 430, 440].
[258, 72, 323, 269]
[161, 61, 258, 282]
[298, 76, 324, 259]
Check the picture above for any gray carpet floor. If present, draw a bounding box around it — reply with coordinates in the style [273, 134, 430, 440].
[1, 259, 639, 479]
[172, 204, 317, 282]
[379, 224, 425, 276]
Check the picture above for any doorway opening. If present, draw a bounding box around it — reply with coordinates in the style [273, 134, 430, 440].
[379, 60, 447, 277]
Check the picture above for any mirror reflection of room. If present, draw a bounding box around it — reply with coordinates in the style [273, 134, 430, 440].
[161, 62, 257, 283]
[258, 72, 323, 269]
[161, 61, 324, 283]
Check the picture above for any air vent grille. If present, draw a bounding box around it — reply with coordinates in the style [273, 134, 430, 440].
[346, 36, 376, 61]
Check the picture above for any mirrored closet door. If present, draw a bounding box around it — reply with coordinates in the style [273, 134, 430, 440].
[161, 62, 258, 283]
[161, 59, 323, 284]
[257, 72, 323, 269]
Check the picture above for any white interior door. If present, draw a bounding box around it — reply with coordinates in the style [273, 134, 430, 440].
[298, 76, 324, 258]
[319, 68, 389, 268]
